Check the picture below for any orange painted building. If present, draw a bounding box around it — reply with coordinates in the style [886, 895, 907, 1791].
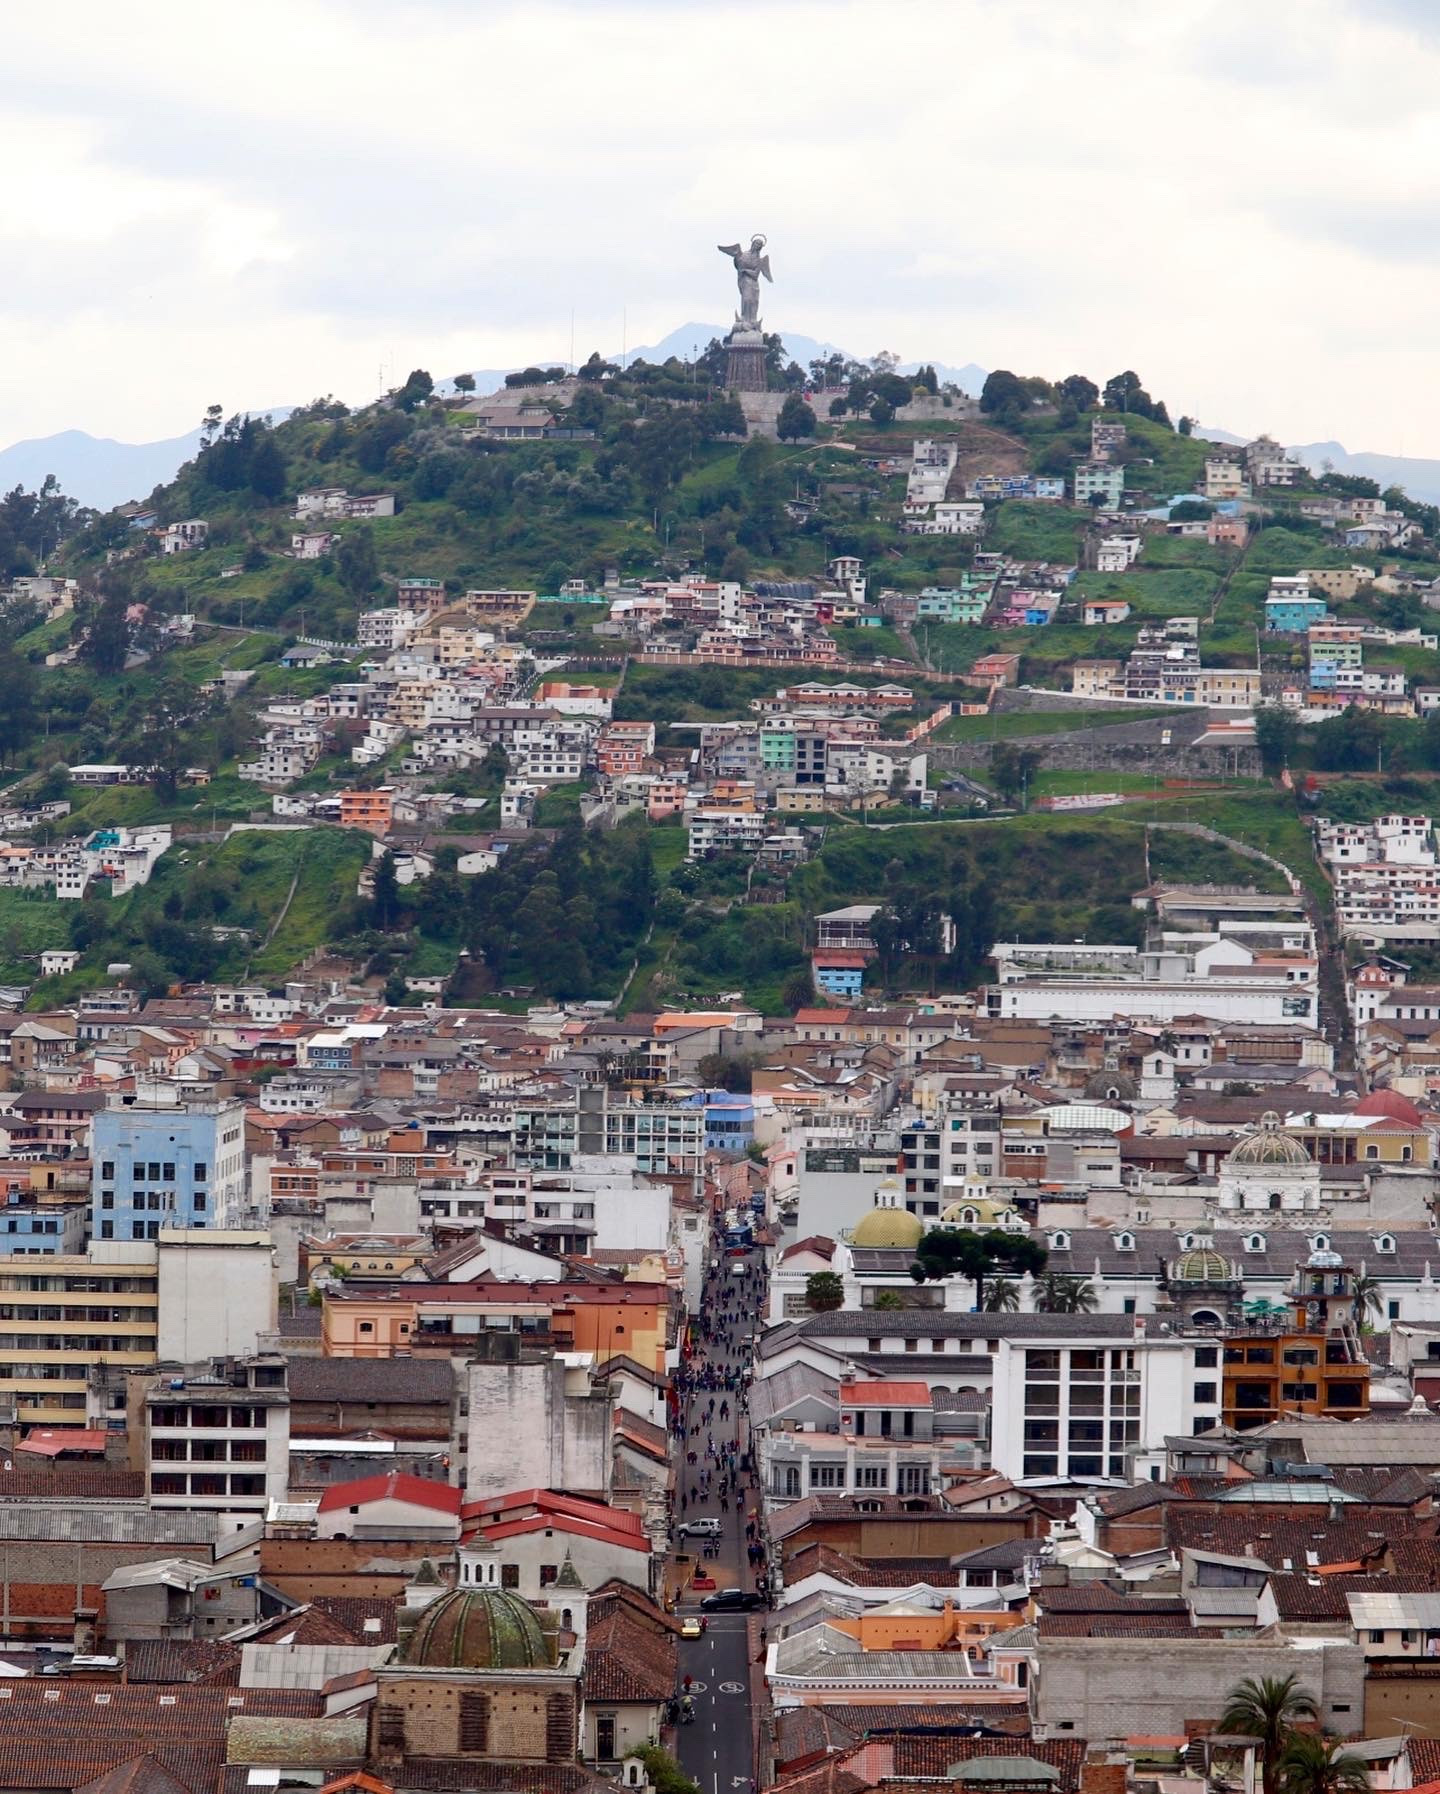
[322, 1279, 667, 1373]
[828, 1600, 1023, 1652]
[1222, 1254, 1370, 1429]
[339, 788, 394, 835]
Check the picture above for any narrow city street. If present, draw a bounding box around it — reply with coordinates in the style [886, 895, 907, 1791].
[672, 1233, 767, 1794]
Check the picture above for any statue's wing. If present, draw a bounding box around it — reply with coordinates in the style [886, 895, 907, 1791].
[759, 255, 773, 282]
[717, 243, 742, 257]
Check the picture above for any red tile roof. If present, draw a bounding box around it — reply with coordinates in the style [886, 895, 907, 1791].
[315, 1470, 461, 1516]
[0, 1686, 321, 1794]
[461, 1488, 645, 1532]
[17, 1427, 109, 1457]
[839, 1381, 932, 1407]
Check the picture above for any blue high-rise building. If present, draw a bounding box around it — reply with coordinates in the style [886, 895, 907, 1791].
[90, 1101, 248, 1242]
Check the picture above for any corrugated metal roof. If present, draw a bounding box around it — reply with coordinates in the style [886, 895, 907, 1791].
[0, 1506, 216, 1543]
[1346, 1591, 1440, 1627]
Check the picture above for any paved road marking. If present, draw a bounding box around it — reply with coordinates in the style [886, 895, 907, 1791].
[719, 1680, 745, 1693]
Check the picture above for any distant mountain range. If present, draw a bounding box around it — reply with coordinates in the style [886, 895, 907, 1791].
[0, 327, 988, 512]
[8, 342, 1434, 512]
[1287, 441, 1440, 506]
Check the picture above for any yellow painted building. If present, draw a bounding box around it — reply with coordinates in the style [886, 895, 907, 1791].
[0, 1248, 159, 1425]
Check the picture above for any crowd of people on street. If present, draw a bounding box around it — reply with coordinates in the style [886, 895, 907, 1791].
[670, 1214, 769, 1597]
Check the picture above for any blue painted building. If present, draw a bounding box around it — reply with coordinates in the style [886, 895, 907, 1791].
[91, 1101, 248, 1242]
[0, 1197, 85, 1255]
[813, 952, 866, 998]
[680, 1089, 756, 1155]
[1264, 593, 1328, 634]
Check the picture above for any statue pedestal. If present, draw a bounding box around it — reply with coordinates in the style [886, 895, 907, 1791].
[725, 327, 767, 394]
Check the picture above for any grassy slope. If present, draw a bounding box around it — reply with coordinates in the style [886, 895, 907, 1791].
[32, 827, 371, 1002]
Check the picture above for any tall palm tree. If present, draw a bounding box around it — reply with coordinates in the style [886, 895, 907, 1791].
[1349, 1273, 1383, 1327]
[1036, 1273, 1098, 1315]
[983, 1277, 1021, 1313]
[1219, 1675, 1318, 1794]
[1277, 1735, 1370, 1794]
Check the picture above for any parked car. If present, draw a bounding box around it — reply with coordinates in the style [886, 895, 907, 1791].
[677, 1517, 723, 1539]
[700, 1588, 766, 1613]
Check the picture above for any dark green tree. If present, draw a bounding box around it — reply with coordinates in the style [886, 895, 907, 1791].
[989, 743, 1042, 805]
[1219, 1675, 1318, 1794]
[777, 393, 816, 442]
[780, 966, 815, 1011]
[337, 527, 380, 598]
[80, 593, 131, 675]
[248, 433, 287, 501]
[371, 851, 402, 928]
[910, 1228, 1048, 1310]
[0, 650, 35, 766]
[1059, 374, 1099, 411]
[980, 370, 1028, 416]
[1254, 703, 1298, 775]
[393, 368, 435, 413]
[805, 1271, 845, 1312]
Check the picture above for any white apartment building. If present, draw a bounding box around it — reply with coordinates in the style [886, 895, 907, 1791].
[358, 608, 423, 651]
[144, 1356, 290, 1527]
[688, 808, 768, 858]
[1318, 815, 1435, 867]
[238, 744, 319, 786]
[161, 520, 209, 555]
[906, 441, 957, 504]
[988, 972, 1317, 1026]
[1095, 535, 1142, 572]
[989, 1326, 1217, 1483]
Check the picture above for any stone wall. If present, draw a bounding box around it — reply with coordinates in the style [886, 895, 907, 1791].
[930, 712, 1263, 781]
[1034, 1635, 1363, 1743]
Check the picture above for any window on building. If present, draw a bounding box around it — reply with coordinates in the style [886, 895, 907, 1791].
[100, 1163, 113, 1181]
[194, 1163, 207, 1181]
[501, 1563, 520, 1589]
[1193, 1382, 1217, 1405]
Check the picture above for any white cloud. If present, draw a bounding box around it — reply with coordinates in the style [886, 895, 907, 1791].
[1, 0, 1439, 451]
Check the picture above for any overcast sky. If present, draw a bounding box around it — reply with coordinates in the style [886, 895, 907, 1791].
[3, 0, 1437, 452]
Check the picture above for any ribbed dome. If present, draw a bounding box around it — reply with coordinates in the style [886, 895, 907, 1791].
[939, 1196, 1015, 1226]
[1083, 1069, 1137, 1102]
[400, 1587, 552, 1670]
[1177, 1247, 1230, 1282]
[1226, 1111, 1311, 1166]
[852, 1206, 925, 1249]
